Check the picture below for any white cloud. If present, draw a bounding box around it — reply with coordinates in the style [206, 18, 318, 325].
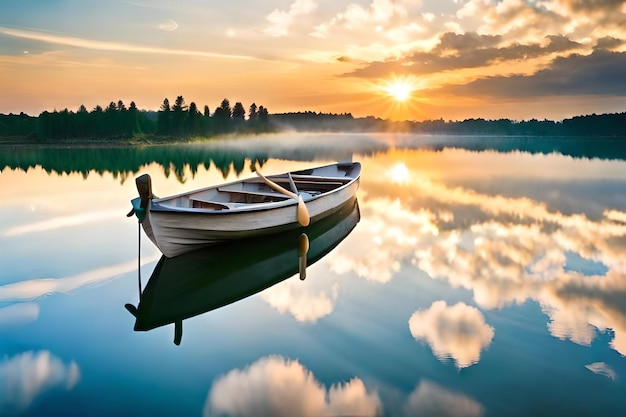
[264, 0, 319, 37]
[404, 379, 484, 417]
[204, 355, 381, 417]
[264, 10, 293, 37]
[4, 210, 121, 236]
[0, 303, 39, 326]
[585, 362, 617, 380]
[409, 301, 494, 368]
[0, 26, 256, 60]
[261, 281, 339, 322]
[331, 153, 626, 356]
[291, 0, 317, 15]
[0, 256, 158, 301]
[325, 198, 422, 283]
[0, 351, 80, 413]
[158, 19, 178, 31]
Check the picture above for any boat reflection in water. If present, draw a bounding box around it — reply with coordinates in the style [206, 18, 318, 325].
[125, 197, 360, 345]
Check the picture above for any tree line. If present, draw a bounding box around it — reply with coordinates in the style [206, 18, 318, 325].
[157, 96, 269, 137]
[1, 105, 626, 141]
[0, 96, 270, 141]
[271, 111, 626, 136]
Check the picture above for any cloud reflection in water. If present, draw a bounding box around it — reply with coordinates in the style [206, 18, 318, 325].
[330, 151, 626, 356]
[0, 256, 159, 301]
[404, 379, 484, 417]
[204, 355, 485, 417]
[261, 281, 339, 323]
[3, 210, 121, 237]
[409, 301, 494, 369]
[0, 302, 39, 326]
[204, 355, 381, 417]
[585, 362, 617, 381]
[0, 351, 80, 413]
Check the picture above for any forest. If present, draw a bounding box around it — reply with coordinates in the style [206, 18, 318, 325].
[1, 97, 625, 141]
[271, 110, 626, 137]
[0, 96, 270, 141]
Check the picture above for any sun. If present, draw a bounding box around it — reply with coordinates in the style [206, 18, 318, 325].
[385, 81, 412, 102]
[381, 77, 415, 102]
[369, 74, 427, 121]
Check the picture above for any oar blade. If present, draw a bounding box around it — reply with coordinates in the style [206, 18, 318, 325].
[297, 195, 310, 227]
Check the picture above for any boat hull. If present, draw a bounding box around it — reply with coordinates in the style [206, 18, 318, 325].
[138, 162, 361, 257]
[133, 196, 360, 331]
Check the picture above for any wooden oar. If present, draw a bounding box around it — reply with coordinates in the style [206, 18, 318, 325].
[255, 169, 310, 227]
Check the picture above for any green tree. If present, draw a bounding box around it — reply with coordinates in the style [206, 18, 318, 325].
[202, 105, 212, 135]
[105, 102, 118, 136]
[232, 102, 245, 120]
[76, 104, 89, 137]
[158, 98, 171, 134]
[258, 105, 269, 131]
[187, 102, 200, 136]
[172, 95, 187, 135]
[220, 98, 232, 118]
[91, 105, 105, 137]
[128, 101, 140, 135]
[213, 98, 232, 133]
[248, 103, 258, 122]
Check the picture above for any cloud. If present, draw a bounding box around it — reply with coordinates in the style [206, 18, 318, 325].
[0, 303, 39, 326]
[441, 49, 626, 97]
[323, 0, 625, 107]
[264, 0, 318, 37]
[0, 256, 158, 301]
[557, 0, 626, 13]
[595, 36, 624, 51]
[261, 281, 339, 322]
[325, 197, 419, 283]
[0, 351, 80, 413]
[4, 210, 121, 236]
[0, 26, 256, 60]
[409, 301, 494, 368]
[158, 19, 178, 31]
[585, 362, 617, 380]
[332, 153, 626, 356]
[404, 379, 484, 417]
[345, 32, 582, 78]
[204, 355, 381, 417]
[329, 0, 420, 29]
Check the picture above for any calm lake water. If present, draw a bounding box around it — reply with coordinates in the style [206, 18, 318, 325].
[1, 133, 626, 417]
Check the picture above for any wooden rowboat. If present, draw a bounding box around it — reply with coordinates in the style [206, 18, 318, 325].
[129, 162, 361, 258]
[126, 197, 360, 344]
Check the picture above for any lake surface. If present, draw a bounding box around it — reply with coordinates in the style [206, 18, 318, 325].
[1, 133, 626, 417]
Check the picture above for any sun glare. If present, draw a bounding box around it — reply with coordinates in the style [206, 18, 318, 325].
[381, 77, 415, 102]
[368, 75, 427, 121]
[389, 162, 410, 184]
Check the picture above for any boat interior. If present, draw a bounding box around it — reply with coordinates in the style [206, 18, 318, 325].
[164, 174, 353, 211]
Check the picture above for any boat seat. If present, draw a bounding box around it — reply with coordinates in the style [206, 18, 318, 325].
[189, 197, 239, 210]
[291, 180, 345, 187]
[217, 187, 290, 199]
[290, 175, 352, 183]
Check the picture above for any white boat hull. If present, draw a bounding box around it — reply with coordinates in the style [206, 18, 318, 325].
[134, 162, 361, 257]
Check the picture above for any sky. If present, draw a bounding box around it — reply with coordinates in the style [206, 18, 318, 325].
[0, 0, 625, 121]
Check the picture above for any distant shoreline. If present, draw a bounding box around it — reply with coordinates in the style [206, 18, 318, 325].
[3, 110, 626, 145]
